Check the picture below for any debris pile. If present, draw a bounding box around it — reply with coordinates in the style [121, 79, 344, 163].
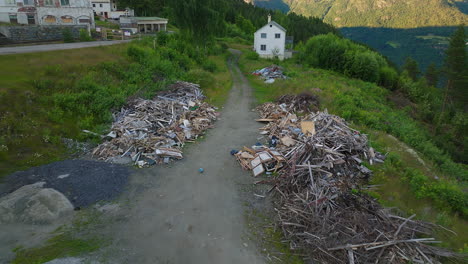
[92, 81, 218, 167]
[234, 98, 460, 263]
[252, 65, 287, 83]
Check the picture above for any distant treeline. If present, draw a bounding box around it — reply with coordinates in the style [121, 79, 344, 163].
[341, 26, 468, 71]
[118, 0, 338, 43]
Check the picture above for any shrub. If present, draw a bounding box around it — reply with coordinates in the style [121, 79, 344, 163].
[202, 60, 218, 73]
[79, 29, 92, 42]
[245, 51, 259, 60]
[62, 28, 74, 43]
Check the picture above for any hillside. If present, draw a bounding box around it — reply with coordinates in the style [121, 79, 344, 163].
[248, 0, 468, 28]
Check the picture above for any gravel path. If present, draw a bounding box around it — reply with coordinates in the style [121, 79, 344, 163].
[0, 160, 130, 208]
[0, 40, 130, 55]
[103, 50, 266, 263]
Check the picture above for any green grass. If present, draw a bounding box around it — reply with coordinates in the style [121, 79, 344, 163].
[95, 20, 120, 29]
[197, 54, 232, 107]
[12, 233, 101, 264]
[237, 50, 468, 252]
[245, 208, 304, 264]
[0, 37, 233, 178]
[0, 44, 130, 177]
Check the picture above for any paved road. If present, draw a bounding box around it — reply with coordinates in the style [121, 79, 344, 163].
[0, 40, 131, 55]
[103, 50, 266, 264]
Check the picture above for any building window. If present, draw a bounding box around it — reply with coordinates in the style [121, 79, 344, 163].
[261, 33, 267, 39]
[92, 4, 95, 7]
[44, 15, 56, 23]
[260, 45, 266, 51]
[23, 0, 34, 6]
[45, 0, 54, 6]
[60, 0, 70, 5]
[27, 14, 35, 24]
[275, 33, 281, 39]
[100, 4, 103, 7]
[9, 14, 18, 24]
[61, 16, 73, 23]
[5, 0, 16, 5]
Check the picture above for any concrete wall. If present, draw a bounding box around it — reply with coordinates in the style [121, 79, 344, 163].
[0, 24, 86, 43]
[254, 21, 286, 59]
[0, 0, 94, 27]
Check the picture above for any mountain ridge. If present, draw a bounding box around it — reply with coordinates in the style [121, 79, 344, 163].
[247, 0, 468, 28]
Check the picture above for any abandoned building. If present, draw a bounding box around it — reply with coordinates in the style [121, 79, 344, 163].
[91, 0, 133, 20]
[0, 0, 95, 27]
[253, 14, 293, 60]
[120, 16, 168, 34]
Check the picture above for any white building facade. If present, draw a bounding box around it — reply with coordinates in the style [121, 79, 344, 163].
[0, 0, 94, 27]
[253, 15, 291, 60]
[91, 0, 133, 19]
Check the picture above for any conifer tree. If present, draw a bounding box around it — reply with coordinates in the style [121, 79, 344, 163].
[444, 25, 467, 104]
[425, 63, 439, 87]
[402, 57, 420, 81]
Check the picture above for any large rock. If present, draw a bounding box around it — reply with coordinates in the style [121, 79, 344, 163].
[0, 182, 74, 224]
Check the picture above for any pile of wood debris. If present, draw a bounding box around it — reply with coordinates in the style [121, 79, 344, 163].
[92, 81, 218, 167]
[234, 97, 461, 263]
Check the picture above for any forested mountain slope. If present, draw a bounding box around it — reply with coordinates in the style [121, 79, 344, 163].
[248, 0, 468, 28]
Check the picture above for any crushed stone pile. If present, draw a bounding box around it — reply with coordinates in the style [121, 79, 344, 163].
[92, 81, 219, 167]
[233, 96, 461, 263]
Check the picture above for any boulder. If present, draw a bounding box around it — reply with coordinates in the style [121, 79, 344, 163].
[0, 182, 73, 224]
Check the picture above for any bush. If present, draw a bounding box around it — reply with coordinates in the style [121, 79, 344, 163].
[79, 29, 92, 42]
[202, 60, 218, 73]
[62, 28, 74, 43]
[245, 51, 259, 60]
[300, 33, 394, 86]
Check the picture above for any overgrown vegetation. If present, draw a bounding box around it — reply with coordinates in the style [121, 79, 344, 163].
[12, 233, 101, 264]
[237, 50, 467, 251]
[0, 33, 231, 177]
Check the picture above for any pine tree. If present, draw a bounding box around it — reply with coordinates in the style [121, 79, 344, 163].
[444, 25, 467, 104]
[425, 63, 439, 87]
[402, 57, 420, 81]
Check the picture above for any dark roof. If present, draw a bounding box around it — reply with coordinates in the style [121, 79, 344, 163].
[255, 21, 286, 33]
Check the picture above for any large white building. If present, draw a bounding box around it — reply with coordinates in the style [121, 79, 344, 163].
[0, 0, 94, 26]
[91, 0, 133, 19]
[253, 14, 292, 60]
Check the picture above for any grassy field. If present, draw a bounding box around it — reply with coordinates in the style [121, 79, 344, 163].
[236, 49, 468, 252]
[0, 39, 232, 178]
[0, 44, 130, 177]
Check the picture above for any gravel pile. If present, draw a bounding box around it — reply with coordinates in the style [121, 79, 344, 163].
[0, 160, 130, 208]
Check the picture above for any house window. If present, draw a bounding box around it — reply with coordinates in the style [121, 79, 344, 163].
[5, 0, 16, 5]
[261, 33, 267, 39]
[44, 15, 56, 23]
[60, 0, 70, 5]
[9, 14, 18, 24]
[23, 0, 34, 5]
[260, 45, 266, 51]
[61, 16, 73, 23]
[79, 18, 90, 23]
[275, 33, 281, 39]
[45, 0, 54, 6]
[92, 4, 95, 7]
[99, 3, 103, 7]
[27, 14, 35, 24]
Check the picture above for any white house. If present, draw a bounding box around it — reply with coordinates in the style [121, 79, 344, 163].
[0, 0, 94, 27]
[254, 14, 292, 60]
[91, 0, 133, 19]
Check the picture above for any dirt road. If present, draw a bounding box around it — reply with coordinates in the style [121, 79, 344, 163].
[0, 40, 130, 55]
[104, 50, 266, 263]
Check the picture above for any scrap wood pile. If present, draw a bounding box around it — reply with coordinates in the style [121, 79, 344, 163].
[252, 65, 287, 83]
[234, 96, 461, 263]
[92, 81, 218, 167]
